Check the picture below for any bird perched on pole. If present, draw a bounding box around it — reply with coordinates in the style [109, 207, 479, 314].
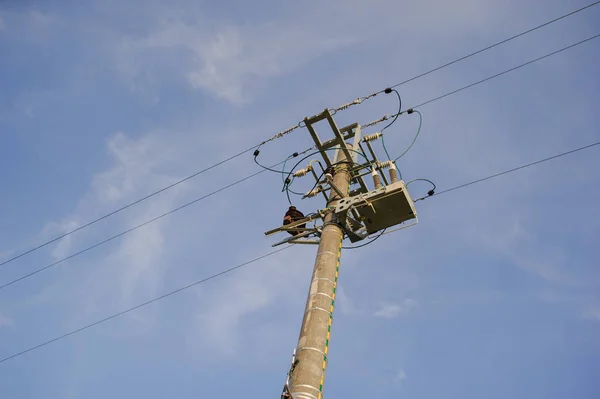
[283, 206, 306, 236]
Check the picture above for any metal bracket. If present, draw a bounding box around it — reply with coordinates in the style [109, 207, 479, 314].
[325, 174, 345, 198]
[334, 180, 417, 235]
[342, 205, 369, 242]
[271, 231, 314, 247]
[265, 213, 323, 237]
[267, 109, 419, 247]
[281, 349, 300, 399]
[303, 109, 369, 194]
[287, 239, 321, 245]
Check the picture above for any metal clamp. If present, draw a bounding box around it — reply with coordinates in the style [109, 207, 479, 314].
[325, 174, 345, 198]
[297, 346, 327, 357]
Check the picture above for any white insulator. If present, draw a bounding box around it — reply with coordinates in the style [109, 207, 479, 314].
[375, 160, 393, 169]
[372, 169, 382, 189]
[363, 132, 382, 142]
[389, 163, 399, 183]
[305, 187, 322, 198]
[335, 98, 362, 112]
[293, 165, 312, 177]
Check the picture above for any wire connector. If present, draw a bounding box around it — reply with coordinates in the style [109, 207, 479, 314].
[363, 132, 383, 142]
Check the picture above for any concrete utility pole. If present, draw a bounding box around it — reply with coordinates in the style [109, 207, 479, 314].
[288, 153, 350, 399]
[266, 108, 419, 399]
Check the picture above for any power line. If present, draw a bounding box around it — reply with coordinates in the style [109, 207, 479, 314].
[5, 33, 598, 291]
[3, 3, 597, 268]
[360, 32, 600, 127]
[2, 143, 598, 364]
[416, 141, 600, 201]
[412, 34, 600, 110]
[0, 146, 256, 268]
[0, 131, 304, 270]
[0, 246, 292, 364]
[0, 165, 279, 291]
[373, 0, 600, 95]
[0, 146, 310, 290]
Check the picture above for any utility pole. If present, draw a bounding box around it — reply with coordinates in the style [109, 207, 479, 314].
[287, 151, 350, 399]
[265, 108, 419, 399]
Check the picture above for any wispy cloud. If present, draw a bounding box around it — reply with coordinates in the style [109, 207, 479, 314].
[118, 20, 357, 104]
[336, 285, 357, 316]
[28, 10, 59, 28]
[2, 1, 599, 397]
[466, 217, 580, 286]
[112, 0, 507, 105]
[36, 130, 194, 328]
[190, 249, 308, 356]
[396, 369, 407, 383]
[375, 299, 418, 318]
[0, 310, 13, 329]
[582, 306, 600, 322]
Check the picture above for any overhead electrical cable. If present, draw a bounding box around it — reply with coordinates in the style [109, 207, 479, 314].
[375, 141, 600, 238]
[360, 32, 600, 129]
[361, 34, 599, 175]
[5, 33, 598, 291]
[1, 142, 598, 363]
[0, 246, 292, 364]
[368, 0, 600, 96]
[0, 157, 297, 291]
[415, 141, 600, 201]
[5, 29, 598, 291]
[392, 110, 422, 164]
[0, 146, 269, 268]
[3, 3, 598, 268]
[380, 89, 401, 166]
[410, 34, 600, 110]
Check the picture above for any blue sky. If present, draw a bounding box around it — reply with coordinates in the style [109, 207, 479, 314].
[1, 1, 599, 398]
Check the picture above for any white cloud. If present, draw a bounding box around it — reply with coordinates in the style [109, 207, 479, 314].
[28, 10, 58, 27]
[118, 20, 357, 104]
[194, 274, 272, 354]
[582, 306, 600, 322]
[336, 285, 357, 316]
[34, 130, 195, 331]
[190, 250, 308, 355]
[0, 310, 13, 328]
[46, 220, 79, 261]
[32, 126, 312, 356]
[467, 218, 579, 286]
[0, 249, 15, 264]
[396, 369, 407, 382]
[4, 4, 597, 396]
[86, 133, 189, 305]
[375, 304, 402, 318]
[113, 0, 508, 104]
[375, 299, 418, 318]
